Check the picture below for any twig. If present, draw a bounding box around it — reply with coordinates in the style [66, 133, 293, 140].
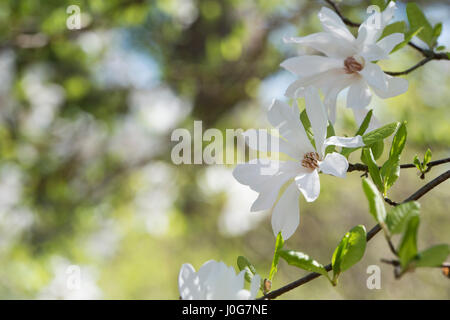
[258, 170, 450, 300]
[347, 157, 450, 173]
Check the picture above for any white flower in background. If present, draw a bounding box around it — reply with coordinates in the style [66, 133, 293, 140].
[233, 87, 364, 239]
[282, 3, 408, 122]
[178, 260, 261, 300]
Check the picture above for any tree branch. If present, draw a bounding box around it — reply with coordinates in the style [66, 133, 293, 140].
[259, 170, 450, 300]
[323, 0, 449, 76]
[347, 157, 450, 173]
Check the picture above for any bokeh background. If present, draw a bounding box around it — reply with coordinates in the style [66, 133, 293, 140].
[0, 0, 449, 299]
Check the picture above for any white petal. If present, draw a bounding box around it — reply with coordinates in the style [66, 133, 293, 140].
[249, 274, 261, 299]
[371, 76, 408, 99]
[294, 170, 320, 202]
[360, 63, 388, 91]
[267, 100, 314, 153]
[284, 32, 354, 58]
[243, 129, 301, 159]
[179, 263, 201, 300]
[318, 7, 355, 43]
[359, 43, 389, 61]
[347, 78, 372, 109]
[280, 56, 343, 77]
[250, 172, 294, 212]
[324, 135, 365, 148]
[271, 182, 300, 240]
[319, 152, 349, 178]
[233, 160, 279, 189]
[377, 33, 404, 55]
[304, 86, 328, 156]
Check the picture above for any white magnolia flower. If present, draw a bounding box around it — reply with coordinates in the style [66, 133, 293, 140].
[233, 87, 364, 239]
[178, 260, 261, 300]
[282, 3, 408, 122]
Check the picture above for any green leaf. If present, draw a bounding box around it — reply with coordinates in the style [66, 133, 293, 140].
[389, 122, 407, 159]
[423, 148, 432, 167]
[415, 244, 450, 268]
[432, 22, 443, 45]
[237, 256, 257, 283]
[398, 215, 420, 268]
[362, 178, 386, 225]
[325, 122, 336, 155]
[386, 201, 420, 235]
[361, 148, 384, 193]
[269, 232, 284, 280]
[380, 21, 407, 42]
[413, 155, 423, 171]
[300, 109, 315, 150]
[370, 140, 384, 160]
[435, 45, 445, 51]
[332, 225, 367, 279]
[279, 250, 329, 278]
[406, 3, 435, 48]
[341, 110, 373, 157]
[392, 26, 424, 53]
[380, 157, 400, 192]
[370, 0, 387, 11]
[362, 122, 399, 146]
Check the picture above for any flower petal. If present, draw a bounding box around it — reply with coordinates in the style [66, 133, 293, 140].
[243, 129, 301, 159]
[318, 7, 355, 43]
[377, 33, 404, 55]
[360, 63, 388, 91]
[319, 152, 349, 178]
[347, 78, 372, 109]
[179, 263, 202, 300]
[303, 86, 328, 157]
[267, 99, 315, 153]
[324, 135, 365, 148]
[271, 181, 300, 240]
[371, 76, 408, 99]
[284, 32, 354, 59]
[294, 170, 320, 202]
[280, 56, 343, 77]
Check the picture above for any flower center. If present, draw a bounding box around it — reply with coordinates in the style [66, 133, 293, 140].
[344, 56, 365, 74]
[301, 152, 320, 170]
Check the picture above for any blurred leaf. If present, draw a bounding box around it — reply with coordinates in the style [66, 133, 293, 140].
[392, 26, 424, 53]
[362, 178, 387, 225]
[237, 256, 257, 283]
[415, 244, 450, 268]
[398, 215, 420, 268]
[300, 109, 315, 149]
[325, 122, 336, 155]
[380, 21, 407, 41]
[406, 3, 435, 48]
[370, 140, 384, 160]
[332, 225, 367, 282]
[386, 201, 420, 235]
[342, 110, 373, 157]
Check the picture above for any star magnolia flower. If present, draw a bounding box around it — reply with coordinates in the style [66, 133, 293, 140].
[178, 260, 261, 300]
[233, 86, 364, 239]
[281, 2, 408, 122]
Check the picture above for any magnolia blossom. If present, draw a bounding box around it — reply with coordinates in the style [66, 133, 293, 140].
[233, 87, 364, 239]
[282, 3, 408, 122]
[178, 260, 261, 300]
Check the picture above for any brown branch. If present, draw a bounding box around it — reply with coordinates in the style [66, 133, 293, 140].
[323, 0, 449, 76]
[347, 157, 450, 173]
[259, 169, 450, 300]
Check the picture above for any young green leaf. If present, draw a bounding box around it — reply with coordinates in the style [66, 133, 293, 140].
[362, 122, 399, 146]
[423, 148, 432, 167]
[362, 178, 387, 225]
[325, 122, 336, 155]
[341, 110, 373, 157]
[406, 3, 435, 48]
[385, 201, 420, 235]
[269, 232, 284, 280]
[380, 21, 407, 43]
[389, 122, 407, 159]
[370, 140, 384, 160]
[413, 155, 423, 171]
[380, 157, 400, 192]
[398, 215, 420, 269]
[392, 26, 424, 53]
[361, 148, 384, 193]
[415, 244, 450, 268]
[332, 225, 367, 280]
[237, 256, 257, 283]
[279, 250, 329, 278]
[370, 0, 387, 11]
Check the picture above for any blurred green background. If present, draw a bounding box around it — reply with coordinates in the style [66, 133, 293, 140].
[0, 0, 448, 299]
